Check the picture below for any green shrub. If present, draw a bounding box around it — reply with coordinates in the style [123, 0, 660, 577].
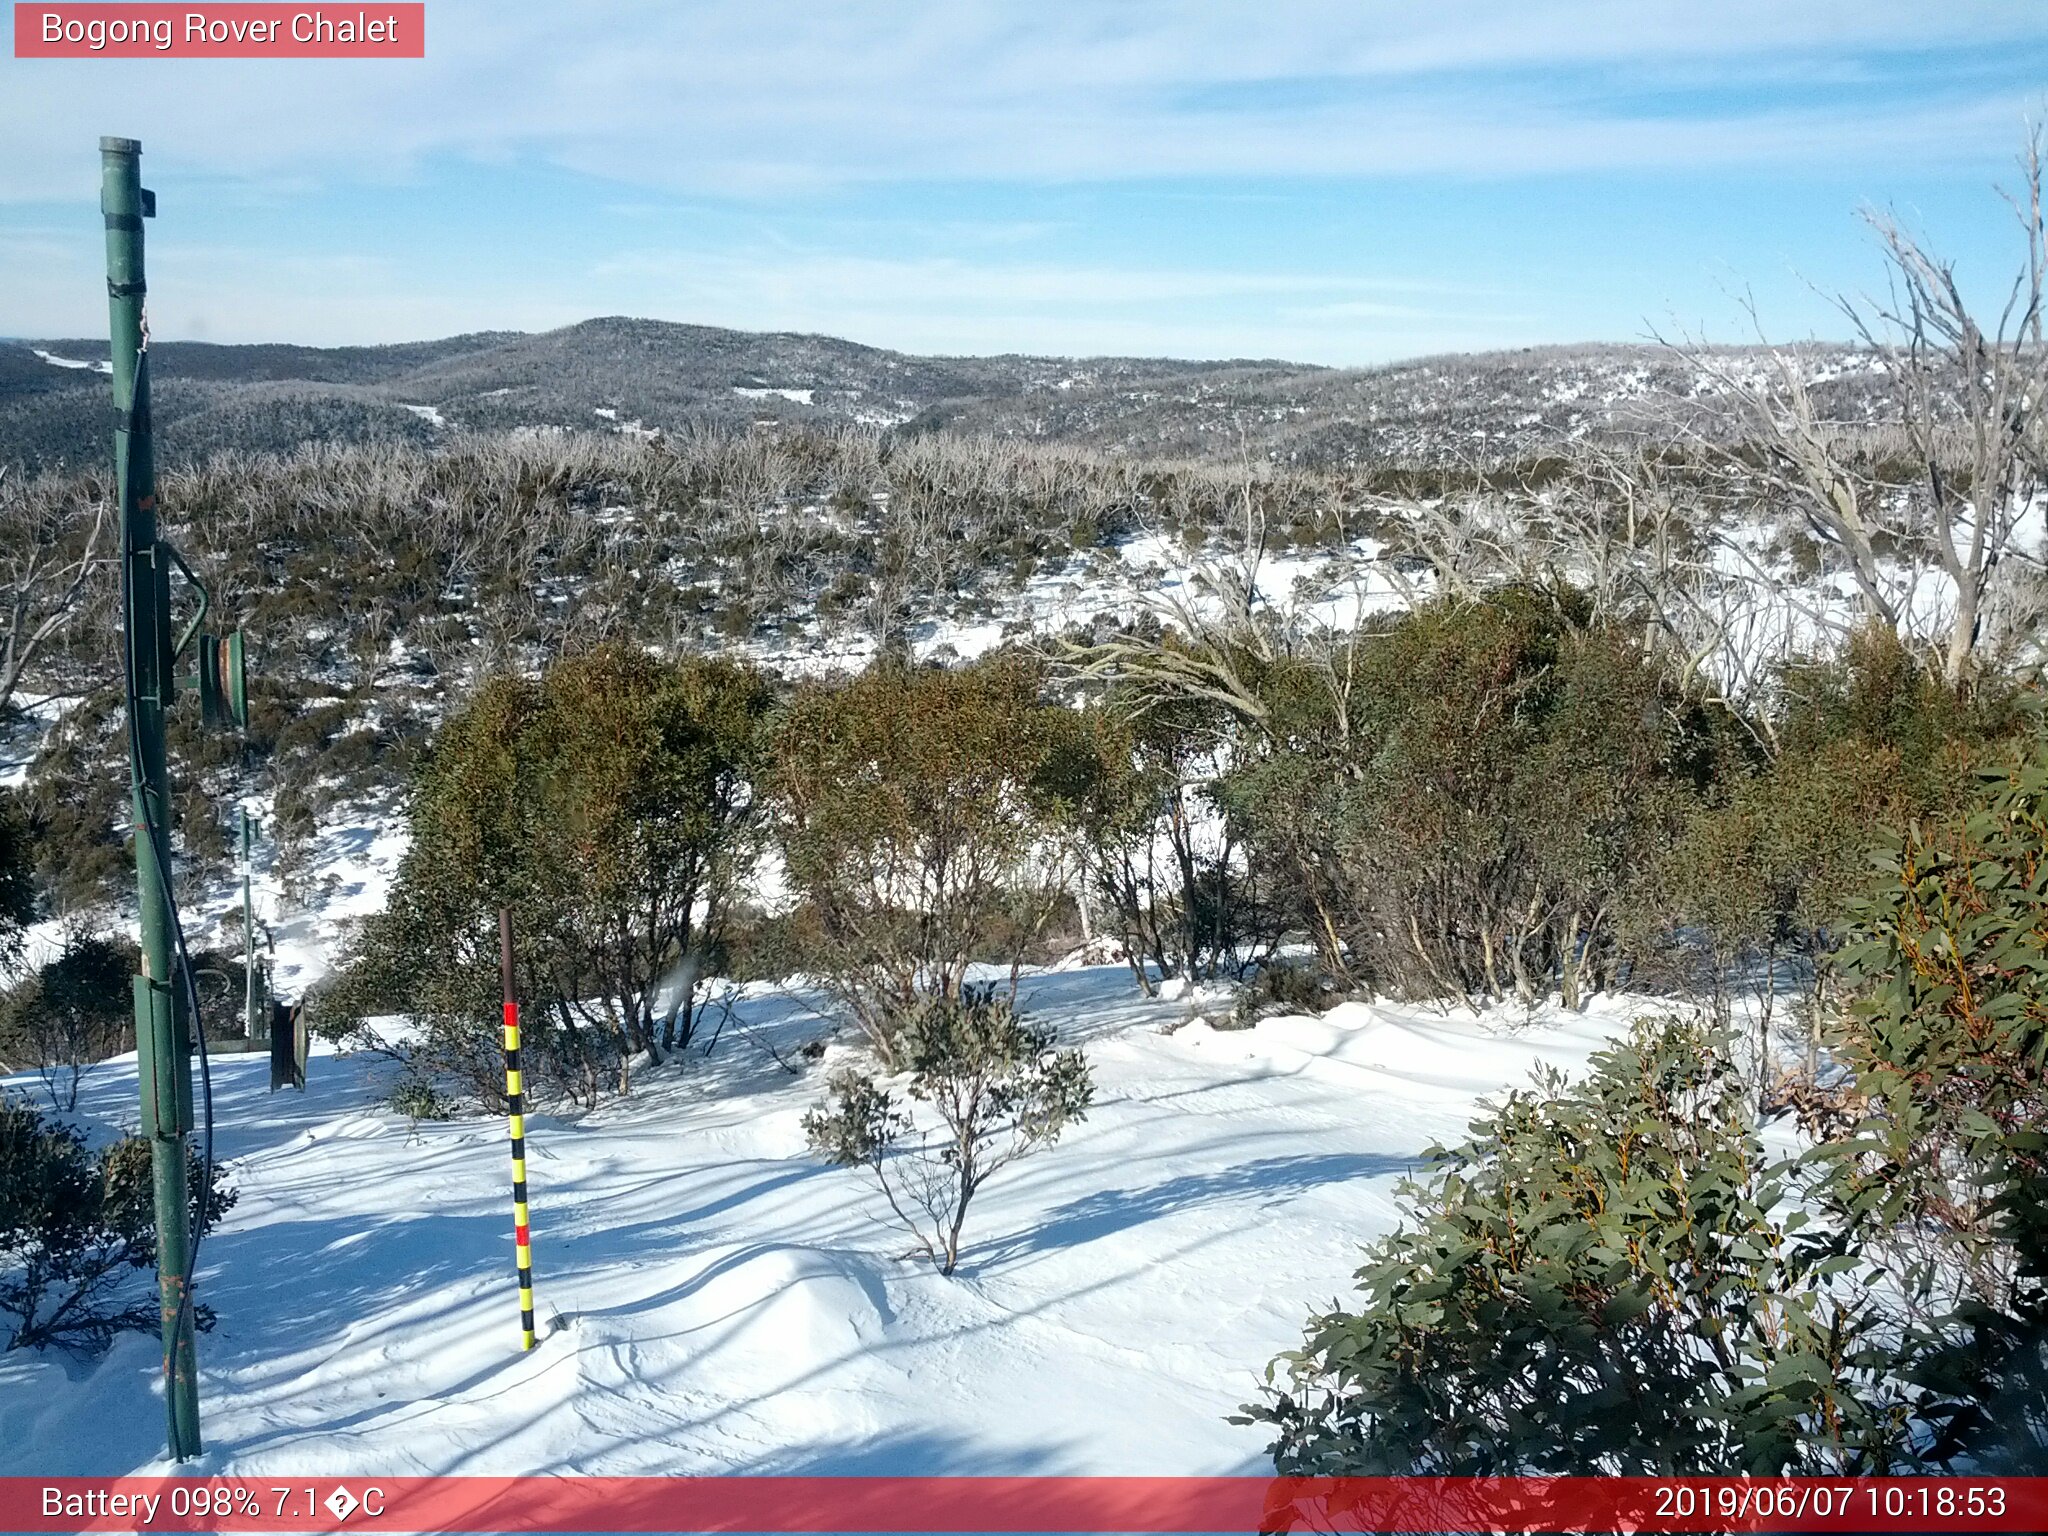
[1037, 692, 1271, 993]
[1246, 739, 2048, 1478]
[0, 934, 136, 1110]
[803, 986, 1092, 1275]
[1825, 739, 2048, 1466]
[388, 1073, 455, 1124]
[328, 643, 771, 1105]
[0, 1096, 236, 1353]
[1239, 1014, 1969, 1474]
[769, 656, 1066, 1059]
[19, 696, 130, 912]
[1223, 586, 1731, 1007]
[1231, 961, 1338, 1027]
[0, 786, 37, 948]
[1777, 625, 2023, 779]
[1647, 626, 2032, 1026]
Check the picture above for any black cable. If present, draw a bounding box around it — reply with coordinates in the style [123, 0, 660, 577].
[117, 342, 215, 1360]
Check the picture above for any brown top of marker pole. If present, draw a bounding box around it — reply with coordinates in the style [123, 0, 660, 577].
[499, 907, 515, 1006]
[100, 137, 142, 155]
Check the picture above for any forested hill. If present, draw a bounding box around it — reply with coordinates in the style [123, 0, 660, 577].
[0, 316, 1879, 472]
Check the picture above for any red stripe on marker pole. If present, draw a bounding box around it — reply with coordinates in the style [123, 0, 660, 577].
[15, 5, 425, 58]
[5, 1477, 2046, 1533]
[501, 906, 536, 1351]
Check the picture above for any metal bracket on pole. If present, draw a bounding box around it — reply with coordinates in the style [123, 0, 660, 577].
[132, 973, 191, 1138]
[146, 545, 177, 708]
[162, 541, 209, 665]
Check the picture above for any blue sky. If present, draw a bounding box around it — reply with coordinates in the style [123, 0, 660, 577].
[3, 1, 2046, 363]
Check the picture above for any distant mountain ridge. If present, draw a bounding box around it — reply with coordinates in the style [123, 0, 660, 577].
[0, 315, 1875, 471]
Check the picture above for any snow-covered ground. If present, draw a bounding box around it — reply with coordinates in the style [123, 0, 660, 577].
[714, 525, 1415, 681]
[0, 962, 1637, 1478]
[0, 477, 1912, 1481]
[30, 348, 111, 375]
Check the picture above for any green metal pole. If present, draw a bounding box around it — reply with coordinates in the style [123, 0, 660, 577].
[103, 135, 202, 1462]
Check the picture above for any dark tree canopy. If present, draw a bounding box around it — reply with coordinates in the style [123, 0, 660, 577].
[323, 642, 771, 1102]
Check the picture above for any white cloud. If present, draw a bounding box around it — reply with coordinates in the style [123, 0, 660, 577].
[3, 2, 2038, 358]
[0, 0, 2040, 202]
[576, 248, 1523, 360]
[0, 228, 1525, 362]
[588, 249, 1487, 308]
[0, 228, 590, 344]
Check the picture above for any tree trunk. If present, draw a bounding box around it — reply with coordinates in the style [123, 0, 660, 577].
[942, 1174, 975, 1277]
[1944, 572, 1980, 689]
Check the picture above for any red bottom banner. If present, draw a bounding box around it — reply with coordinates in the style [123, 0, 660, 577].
[5, 1475, 2046, 1534]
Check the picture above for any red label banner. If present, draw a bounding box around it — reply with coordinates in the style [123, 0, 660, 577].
[2, 1476, 2045, 1533]
[13, 4, 424, 57]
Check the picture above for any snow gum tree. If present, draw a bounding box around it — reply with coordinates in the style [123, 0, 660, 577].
[0, 467, 109, 722]
[768, 655, 1070, 1061]
[1035, 690, 1266, 993]
[1672, 127, 2048, 688]
[322, 642, 771, 1102]
[803, 985, 1093, 1276]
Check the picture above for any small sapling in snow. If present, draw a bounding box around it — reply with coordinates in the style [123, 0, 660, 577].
[803, 985, 1093, 1275]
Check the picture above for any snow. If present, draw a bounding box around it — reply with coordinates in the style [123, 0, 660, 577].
[0, 957, 1635, 1478]
[592, 407, 660, 440]
[1107, 533, 1408, 639]
[398, 404, 445, 428]
[0, 692, 79, 791]
[246, 806, 409, 998]
[733, 387, 814, 405]
[0, 419, 1905, 1478]
[715, 526, 1421, 682]
[852, 405, 918, 428]
[31, 348, 111, 375]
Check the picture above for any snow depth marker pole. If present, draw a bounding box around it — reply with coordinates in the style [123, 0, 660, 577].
[501, 907, 538, 1350]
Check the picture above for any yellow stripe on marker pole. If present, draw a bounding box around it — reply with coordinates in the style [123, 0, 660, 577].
[500, 907, 537, 1351]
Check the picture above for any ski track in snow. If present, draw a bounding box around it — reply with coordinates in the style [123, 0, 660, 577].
[0, 964, 1634, 1477]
